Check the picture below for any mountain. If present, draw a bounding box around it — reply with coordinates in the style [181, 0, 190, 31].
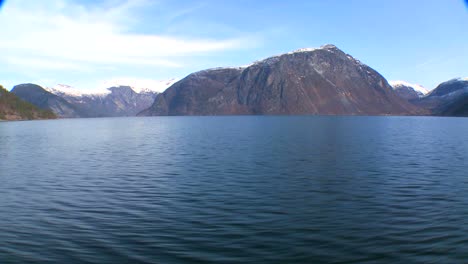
[139, 45, 424, 116]
[48, 85, 159, 117]
[0, 85, 56, 121]
[100, 79, 179, 94]
[11, 84, 81, 118]
[416, 78, 468, 116]
[390, 81, 428, 101]
[11, 82, 171, 118]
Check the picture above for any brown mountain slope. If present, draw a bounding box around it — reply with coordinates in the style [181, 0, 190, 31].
[140, 45, 425, 116]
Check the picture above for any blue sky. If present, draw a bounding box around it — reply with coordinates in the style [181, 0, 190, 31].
[0, 0, 467, 91]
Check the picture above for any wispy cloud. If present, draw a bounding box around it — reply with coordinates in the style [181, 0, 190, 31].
[163, 1, 208, 24]
[0, 0, 254, 75]
[414, 56, 450, 70]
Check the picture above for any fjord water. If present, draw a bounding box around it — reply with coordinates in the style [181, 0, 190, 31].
[1, 116, 468, 263]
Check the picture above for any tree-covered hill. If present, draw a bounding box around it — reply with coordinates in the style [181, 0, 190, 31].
[0, 85, 57, 121]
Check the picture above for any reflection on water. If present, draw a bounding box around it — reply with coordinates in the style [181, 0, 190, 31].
[1, 116, 468, 263]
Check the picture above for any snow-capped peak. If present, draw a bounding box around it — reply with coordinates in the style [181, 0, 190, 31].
[100, 78, 179, 93]
[389, 80, 428, 95]
[250, 45, 339, 67]
[45, 78, 179, 97]
[290, 47, 319, 54]
[46, 84, 110, 97]
[290, 44, 337, 54]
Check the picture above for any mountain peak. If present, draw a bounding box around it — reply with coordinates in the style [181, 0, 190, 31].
[0, 85, 56, 120]
[101, 78, 178, 93]
[291, 47, 319, 53]
[320, 44, 339, 50]
[47, 84, 110, 97]
[426, 78, 468, 98]
[390, 80, 428, 101]
[389, 80, 428, 95]
[289, 44, 341, 55]
[248, 44, 346, 68]
[142, 45, 421, 116]
[13, 83, 44, 91]
[415, 77, 468, 116]
[290, 44, 339, 53]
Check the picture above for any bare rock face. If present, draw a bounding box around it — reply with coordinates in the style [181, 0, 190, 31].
[139, 68, 245, 116]
[141, 45, 423, 116]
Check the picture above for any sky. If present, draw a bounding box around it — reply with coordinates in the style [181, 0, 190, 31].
[0, 0, 467, 92]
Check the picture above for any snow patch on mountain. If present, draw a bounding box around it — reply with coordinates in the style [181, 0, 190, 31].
[45, 78, 178, 97]
[389, 80, 428, 95]
[289, 47, 319, 54]
[210, 45, 345, 72]
[250, 44, 338, 67]
[46, 84, 110, 97]
[100, 78, 179, 93]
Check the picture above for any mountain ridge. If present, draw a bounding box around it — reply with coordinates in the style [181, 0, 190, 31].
[11, 84, 81, 118]
[390, 80, 428, 101]
[12, 83, 162, 118]
[0, 85, 56, 121]
[140, 44, 425, 116]
[415, 78, 468, 116]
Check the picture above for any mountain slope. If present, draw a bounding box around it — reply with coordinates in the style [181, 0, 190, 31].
[390, 81, 428, 101]
[416, 78, 468, 116]
[0, 85, 56, 121]
[11, 83, 161, 118]
[140, 45, 424, 116]
[11, 84, 81, 118]
[52, 86, 159, 117]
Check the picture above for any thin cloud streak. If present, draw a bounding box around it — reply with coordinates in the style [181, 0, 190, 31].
[0, 0, 256, 74]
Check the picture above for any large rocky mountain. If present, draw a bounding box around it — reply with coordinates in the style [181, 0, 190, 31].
[11, 83, 165, 118]
[0, 85, 56, 121]
[390, 81, 428, 101]
[416, 78, 468, 116]
[140, 45, 424, 116]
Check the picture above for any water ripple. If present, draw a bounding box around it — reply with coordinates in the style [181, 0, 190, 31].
[1, 116, 468, 263]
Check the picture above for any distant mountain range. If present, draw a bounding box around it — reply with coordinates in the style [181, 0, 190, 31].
[11, 80, 177, 118]
[6, 45, 467, 119]
[0, 85, 56, 121]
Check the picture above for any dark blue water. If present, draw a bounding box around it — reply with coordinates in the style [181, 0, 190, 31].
[1, 116, 468, 263]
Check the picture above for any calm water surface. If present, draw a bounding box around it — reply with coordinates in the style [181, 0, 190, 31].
[1, 116, 468, 263]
